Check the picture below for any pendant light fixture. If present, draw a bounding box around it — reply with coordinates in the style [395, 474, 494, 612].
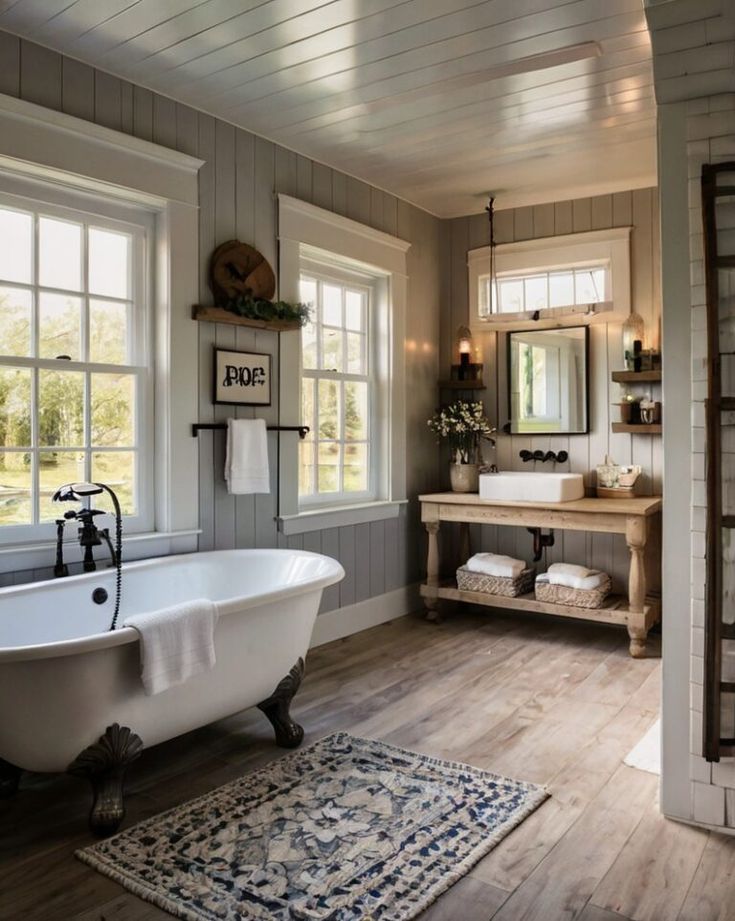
[483, 196, 498, 317]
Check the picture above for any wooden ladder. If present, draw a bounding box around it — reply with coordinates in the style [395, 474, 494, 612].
[703, 161, 735, 761]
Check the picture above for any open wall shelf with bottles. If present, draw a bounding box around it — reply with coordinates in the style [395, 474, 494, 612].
[611, 370, 662, 384]
[611, 367, 662, 434]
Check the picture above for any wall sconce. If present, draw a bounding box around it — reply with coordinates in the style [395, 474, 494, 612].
[457, 325, 473, 379]
[452, 326, 484, 382]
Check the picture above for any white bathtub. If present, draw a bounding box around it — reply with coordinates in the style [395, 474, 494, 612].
[0, 549, 344, 774]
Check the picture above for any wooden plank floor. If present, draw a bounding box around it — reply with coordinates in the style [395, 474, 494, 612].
[1, 607, 731, 921]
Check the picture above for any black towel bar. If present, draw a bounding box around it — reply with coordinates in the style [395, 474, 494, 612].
[191, 423, 309, 439]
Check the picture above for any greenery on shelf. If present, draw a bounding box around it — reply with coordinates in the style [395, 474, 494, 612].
[219, 294, 310, 326]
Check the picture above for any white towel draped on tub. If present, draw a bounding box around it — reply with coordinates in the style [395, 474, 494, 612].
[124, 599, 218, 696]
[465, 553, 525, 579]
[225, 418, 270, 495]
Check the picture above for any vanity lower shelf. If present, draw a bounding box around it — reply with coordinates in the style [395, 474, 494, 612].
[420, 579, 659, 629]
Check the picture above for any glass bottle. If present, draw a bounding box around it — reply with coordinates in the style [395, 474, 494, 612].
[622, 312, 645, 371]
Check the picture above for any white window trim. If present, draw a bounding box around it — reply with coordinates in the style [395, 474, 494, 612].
[0, 180, 154, 539]
[0, 92, 203, 573]
[277, 194, 410, 531]
[468, 227, 632, 332]
[279, 500, 406, 536]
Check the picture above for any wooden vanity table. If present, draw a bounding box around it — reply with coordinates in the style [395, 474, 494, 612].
[419, 493, 662, 657]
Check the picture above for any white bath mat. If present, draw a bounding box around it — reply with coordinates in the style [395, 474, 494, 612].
[624, 719, 661, 775]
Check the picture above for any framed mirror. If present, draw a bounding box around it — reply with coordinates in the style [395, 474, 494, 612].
[507, 326, 589, 434]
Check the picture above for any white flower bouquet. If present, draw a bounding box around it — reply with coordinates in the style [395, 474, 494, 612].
[427, 401, 496, 464]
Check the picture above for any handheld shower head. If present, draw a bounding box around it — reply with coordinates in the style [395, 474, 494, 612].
[52, 482, 105, 502]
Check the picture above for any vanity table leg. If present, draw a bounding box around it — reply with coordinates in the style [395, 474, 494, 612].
[459, 522, 471, 567]
[425, 521, 441, 622]
[626, 516, 649, 658]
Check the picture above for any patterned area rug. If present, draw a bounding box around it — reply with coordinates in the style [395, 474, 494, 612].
[77, 732, 547, 921]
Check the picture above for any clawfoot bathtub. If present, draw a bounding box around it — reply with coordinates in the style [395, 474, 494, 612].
[0, 549, 344, 834]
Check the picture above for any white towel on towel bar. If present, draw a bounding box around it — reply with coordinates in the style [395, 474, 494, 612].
[124, 599, 218, 696]
[465, 553, 525, 579]
[225, 417, 270, 494]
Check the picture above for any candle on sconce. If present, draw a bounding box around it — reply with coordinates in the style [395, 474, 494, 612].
[457, 326, 473, 380]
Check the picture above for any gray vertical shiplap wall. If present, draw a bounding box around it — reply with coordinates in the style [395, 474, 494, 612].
[444, 190, 663, 592]
[0, 31, 444, 606]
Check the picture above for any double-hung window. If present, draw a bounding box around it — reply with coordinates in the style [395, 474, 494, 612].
[0, 186, 152, 539]
[298, 258, 377, 506]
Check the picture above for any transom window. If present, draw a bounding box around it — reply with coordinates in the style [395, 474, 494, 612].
[468, 228, 631, 328]
[0, 190, 150, 535]
[482, 264, 606, 315]
[299, 264, 375, 506]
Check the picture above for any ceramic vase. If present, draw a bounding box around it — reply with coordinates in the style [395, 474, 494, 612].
[449, 463, 479, 493]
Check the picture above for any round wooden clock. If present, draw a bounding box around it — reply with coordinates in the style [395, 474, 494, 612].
[208, 239, 276, 303]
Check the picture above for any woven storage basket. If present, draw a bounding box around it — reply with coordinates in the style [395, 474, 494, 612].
[534, 575, 612, 609]
[456, 566, 535, 598]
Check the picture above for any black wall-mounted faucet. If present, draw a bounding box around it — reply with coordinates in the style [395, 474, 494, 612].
[519, 449, 569, 464]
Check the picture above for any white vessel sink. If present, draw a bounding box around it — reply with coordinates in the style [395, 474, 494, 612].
[479, 471, 585, 503]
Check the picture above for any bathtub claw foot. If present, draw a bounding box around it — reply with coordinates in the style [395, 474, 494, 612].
[68, 723, 143, 837]
[0, 759, 22, 798]
[257, 657, 305, 749]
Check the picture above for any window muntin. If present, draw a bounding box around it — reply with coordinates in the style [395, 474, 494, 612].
[480, 264, 607, 315]
[0, 193, 149, 535]
[299, 267, 374, 506]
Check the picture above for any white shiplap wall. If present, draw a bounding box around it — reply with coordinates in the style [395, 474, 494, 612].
[646, 0, 735, 105]
[444, 191, 663, 591]
[645, 0, 735, 830]
[0, 30, 445, 612]
[683, 95, 735, 830]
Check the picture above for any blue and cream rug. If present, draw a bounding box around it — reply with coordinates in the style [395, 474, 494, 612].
[77, 732, 547, 920]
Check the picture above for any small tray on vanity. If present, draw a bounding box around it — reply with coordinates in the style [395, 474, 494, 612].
[596, 485, 637, 499]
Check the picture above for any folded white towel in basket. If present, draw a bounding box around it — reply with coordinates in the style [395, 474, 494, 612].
[466, 553, 525, 579]
[539, 567, 608, 591]
[547, 562, 593, 580]
[124, 599, 219, 696]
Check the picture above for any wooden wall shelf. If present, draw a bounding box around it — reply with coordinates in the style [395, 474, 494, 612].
[193, 305, 301, 331]
[612, 423, 662, 434]
[611, 371, 661, 383]
[438, 380, 486, 390]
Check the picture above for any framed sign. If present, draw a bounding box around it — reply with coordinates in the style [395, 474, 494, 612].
[214, 348, 271, 406]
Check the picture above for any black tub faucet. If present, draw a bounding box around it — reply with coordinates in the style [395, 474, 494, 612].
[52, 482, 124, 631]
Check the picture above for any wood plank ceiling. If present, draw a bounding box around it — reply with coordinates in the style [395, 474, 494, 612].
[0, 0, 657, 216]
